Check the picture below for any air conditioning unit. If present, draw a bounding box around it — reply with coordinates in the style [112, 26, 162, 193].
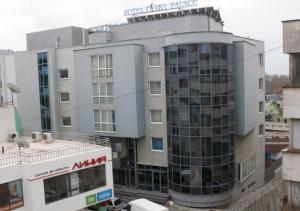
[32, 132, 42, 142]
[8, 132, 18, 142]
[42, 133, 54, 143]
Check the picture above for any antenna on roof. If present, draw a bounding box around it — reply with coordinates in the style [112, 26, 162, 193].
[7, 83, 20, 105]
[12, 134, 30, 163]
[11, 134, 29, 149]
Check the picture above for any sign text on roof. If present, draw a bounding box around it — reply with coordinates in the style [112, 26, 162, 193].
[124, 0, 198, 16]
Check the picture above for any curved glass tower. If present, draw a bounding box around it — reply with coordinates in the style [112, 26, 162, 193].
[165, 43, 235, 207]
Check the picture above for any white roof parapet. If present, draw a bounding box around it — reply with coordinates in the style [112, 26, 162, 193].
[0, 142, 105, 167]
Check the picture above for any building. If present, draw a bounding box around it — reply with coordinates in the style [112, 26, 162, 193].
[265, 122, 289, 166]
[0, 104, 114, 211]
[6, 6, 265, 208]
[282, 19, 300, 209]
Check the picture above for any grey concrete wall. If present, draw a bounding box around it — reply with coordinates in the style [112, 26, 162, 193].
[73, 44, 145, 138]
[27, 27, 84, 51]
[292, 119, 300, 149]
[54, 48, 77, 134]
[283, 20, 300, 54]
[233, 41, 257, 135]
[14, 51, 42, 131]
[89, 32, 113, 44]
[89, 15, 223, 45]
[232, 37, 265, 201]
[165, 31, 233, 46]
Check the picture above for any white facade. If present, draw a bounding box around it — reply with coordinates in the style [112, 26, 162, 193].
[282, 19, 300, 209]
[0, 137, 113, 211]
[0, 105, 16, 141]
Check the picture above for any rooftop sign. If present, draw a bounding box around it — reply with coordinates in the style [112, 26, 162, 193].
[124, 0, 198, 16]
[88, 25, 111, 34]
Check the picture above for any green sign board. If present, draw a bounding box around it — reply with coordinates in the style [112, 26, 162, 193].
[86, 194, 96, 206]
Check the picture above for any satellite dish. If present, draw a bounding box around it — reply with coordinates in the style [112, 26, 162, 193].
[7, 83, 20, 94]
[7, 83, 20, 104]
[14, 136, 30, 149]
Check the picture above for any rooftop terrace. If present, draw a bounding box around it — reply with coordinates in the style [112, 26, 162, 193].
[0, 134, 110, 167]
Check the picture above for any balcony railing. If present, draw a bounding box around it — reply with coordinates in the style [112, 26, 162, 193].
[0, 143, 106, 167]
[0, 131, 111, 167]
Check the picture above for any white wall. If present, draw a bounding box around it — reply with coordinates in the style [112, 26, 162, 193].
[0, 105, 16, 142]
[0, 146, 113, 211]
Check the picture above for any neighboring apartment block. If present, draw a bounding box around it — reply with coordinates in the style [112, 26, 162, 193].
[282, 19, 300, 209]
[5, 7, 264, 208]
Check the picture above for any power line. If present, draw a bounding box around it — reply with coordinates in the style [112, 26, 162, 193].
[20, 45, 282, 125]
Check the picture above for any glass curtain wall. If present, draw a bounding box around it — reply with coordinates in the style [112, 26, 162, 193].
[165, 43, 235, 196]
[37, 52, 51, 131]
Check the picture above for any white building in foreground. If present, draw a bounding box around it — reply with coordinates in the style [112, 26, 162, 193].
[282, 19, 300, 209]
[0, 105, 113, 211]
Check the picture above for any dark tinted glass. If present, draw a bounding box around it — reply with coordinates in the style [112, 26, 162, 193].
[165, 44, 234, 195]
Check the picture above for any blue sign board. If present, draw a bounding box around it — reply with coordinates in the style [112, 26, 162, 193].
[96, 189, 112, 202]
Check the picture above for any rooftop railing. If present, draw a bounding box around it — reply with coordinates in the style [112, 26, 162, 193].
[0, 131, 111, 167]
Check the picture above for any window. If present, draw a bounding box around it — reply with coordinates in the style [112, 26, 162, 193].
[61, 117, 72, 127]
[56, 37, 61, 48]
[93, 83, 114, 105]
[0, 180, 24, 210]
[38, 52, 51, 132]
[259, 54, 264, 65]
[94, 110, 116, 132]
[148, 53, 160, 67]
[91, 54, 113, 78]
[59, 92, 70, 103]
[149, 81, 161, 95]
[137, 165, 168, 193]
[59, 69, 68, 79]
[259, 78, 264, 90]
[150, 110, 162, 124]
[259, 101, 264, 113]
[259, 124, 264, 136]
[238, 154, 256, 182]
[44, 165, 106, 204]
[152, 138, 163, 151]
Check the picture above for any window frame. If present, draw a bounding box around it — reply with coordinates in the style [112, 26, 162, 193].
[58, 69, 69, 80]
[259, 124, 264, 137]
[94, 109, 116, 133]
[61, 116, 72, 128]
[148, 52, 161, 68]
[91, 54, 113, 78]
[259, 101, 264, 113]
[0, 179, 24, 210]
[238, 154, 256, 182]
[44, 165, 106, 204]
[92, 82, 114, 105]
[258, 78, 264, 90]
[56, 36, 61, 48]
[59, 92, 70, 103]
[150, 109, 163, 124]
[149, 81, 162, 96]
[259, 53, 264, 66]
[151, 137, 164, 152]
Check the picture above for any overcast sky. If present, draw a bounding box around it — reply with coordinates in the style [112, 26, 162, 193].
[0, 0, 299, 75]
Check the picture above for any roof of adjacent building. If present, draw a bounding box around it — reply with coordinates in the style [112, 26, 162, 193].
[265, 144, 289, 154]
[0, 136, 110, 168]
[282, 19, 300, 23]
[265, 137, 289, 143]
